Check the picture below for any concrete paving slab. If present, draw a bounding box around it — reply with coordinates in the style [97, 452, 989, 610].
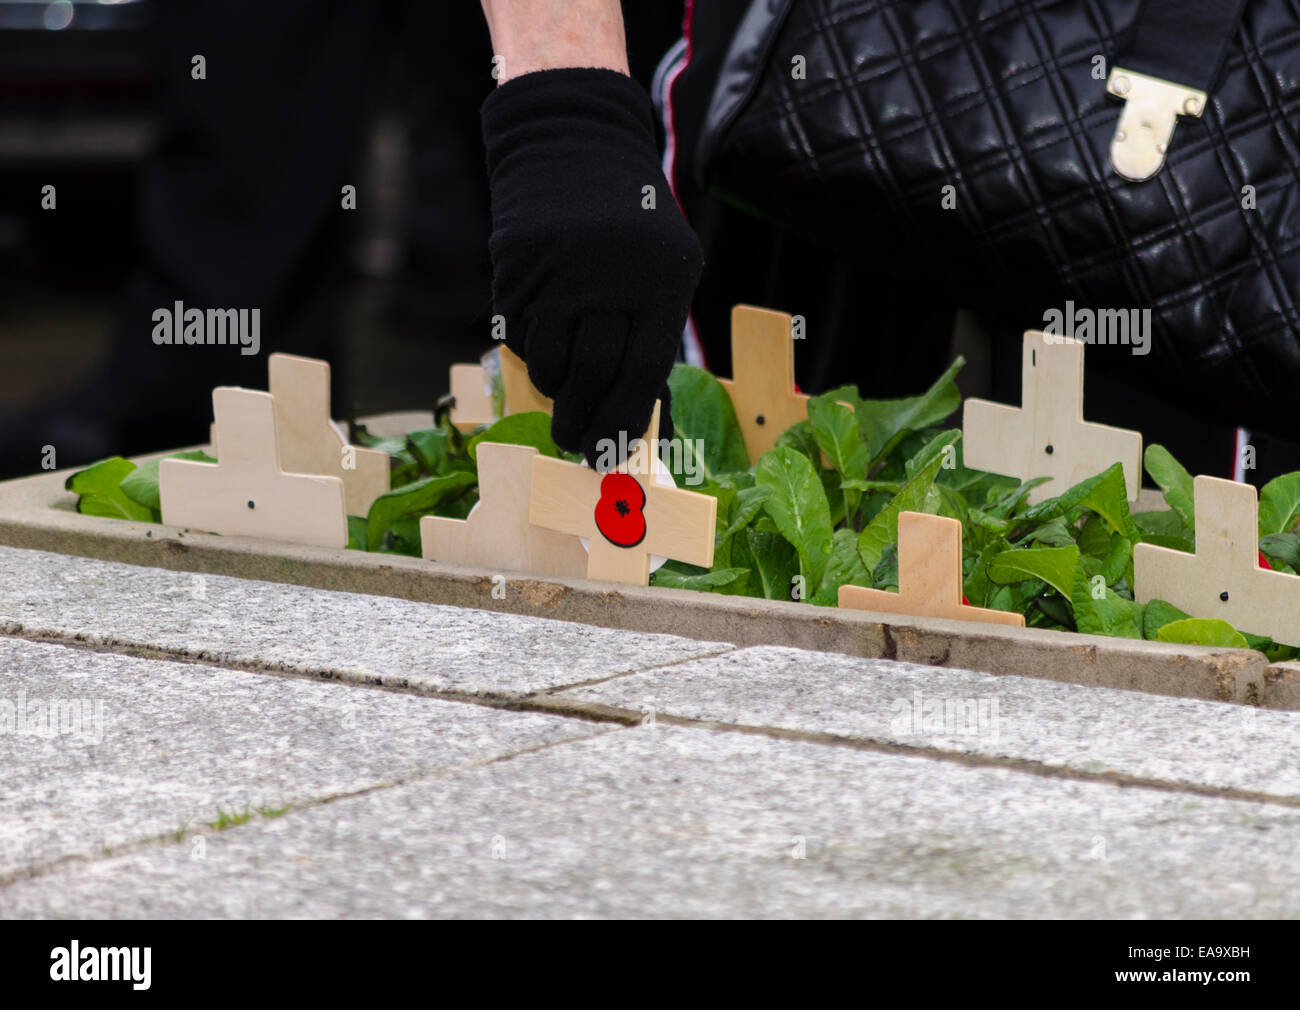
[0, 636, 606, 881]
[554, 647, 1300, 799]
[0, 546, 732, 696]
[2, 725, 1294, 918]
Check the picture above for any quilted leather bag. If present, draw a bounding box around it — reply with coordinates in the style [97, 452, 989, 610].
[697, 0, 1300, 436]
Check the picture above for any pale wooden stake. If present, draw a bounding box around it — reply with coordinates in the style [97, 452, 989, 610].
[266, 353, 388, 516]
[718, 304, 853, 469]
[719, 305, 810, 463]
[839, 511, 1025, 627]
[529, 401, 716, 585]
[449, 363, 495, 431]
[448, 345, 552, 432]
[1134, 475, 1300, 646]
[161, 387, 347, 548]
[963, 331, 1142, 503]
[209, 353, 388, 515]
[421, 441, 588, 577]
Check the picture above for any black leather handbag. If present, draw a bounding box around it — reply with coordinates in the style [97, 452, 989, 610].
[696, 0, 1300, 437]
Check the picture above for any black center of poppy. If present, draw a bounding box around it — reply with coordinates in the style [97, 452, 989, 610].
[615, 499, 631, 517]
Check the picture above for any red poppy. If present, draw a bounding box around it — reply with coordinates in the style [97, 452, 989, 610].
[594, 472, 647, 548]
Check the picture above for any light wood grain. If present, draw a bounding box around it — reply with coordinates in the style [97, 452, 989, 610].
[421, 441, 588, 576]
[449, 363, 495, 432]
[839, 511, 1025, 627]
[718, 305, 809, 463]
[963, 331, 1142, 504]
[161, 387, 347, 548]
[528, 400, 717, 586]
[1134, 475, 1300, 646]
[266, 353, 388, 516]
[447, 345, 552, 433]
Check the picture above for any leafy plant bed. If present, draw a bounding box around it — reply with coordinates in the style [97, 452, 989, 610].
[65, 360, 1300, 661]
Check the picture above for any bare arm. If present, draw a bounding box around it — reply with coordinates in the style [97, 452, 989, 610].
[479, 0, 630, 83]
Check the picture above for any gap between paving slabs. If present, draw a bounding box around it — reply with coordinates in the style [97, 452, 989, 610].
[0, 634, 614, 889]
[1, 548, 1293, 817]
[4, 564, 1298, 912]
[6, 724, 1300, 918]
[0, 415, 1285, 709]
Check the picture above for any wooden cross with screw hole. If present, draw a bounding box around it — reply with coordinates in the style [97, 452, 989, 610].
[162, 387, 348, 548]
[528, 400, 716, 585]
[1135, 475, 1300, 646]
[963, 331, 1142, 504]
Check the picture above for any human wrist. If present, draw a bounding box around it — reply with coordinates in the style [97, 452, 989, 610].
[480, 0, 630, 83]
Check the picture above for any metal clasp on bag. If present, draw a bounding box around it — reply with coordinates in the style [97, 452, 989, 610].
[1106, 68, 1206, 182]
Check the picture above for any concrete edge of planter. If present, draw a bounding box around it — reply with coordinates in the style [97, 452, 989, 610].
[0, 424, 1281, 709]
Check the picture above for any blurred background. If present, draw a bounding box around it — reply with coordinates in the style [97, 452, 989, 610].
[0, 0, 1274, 483]
[0, 0, 686, 476]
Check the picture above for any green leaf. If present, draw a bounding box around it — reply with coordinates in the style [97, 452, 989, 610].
[715, 486, 769, 570]
[963, 537, 1012, 609]
[651, 566, 751, 592]
[466, 411, 559, 462]
[65, 457, 155, 521]
[346, 515, 368, 551]
[1144, 445, 1195, 529]
[987, 545, 1079, 598]
[755, 446, 833, 589]
[1133, 509, 1194, 552]
[1156, 618, 1250, 649]
[857, 431, 960, 573]
[1020, 517, 1076, 548]
[406, 428, 452, 475]
[840, 479, 903, 494]
[807, 395, 870, 483]
[667, 364, 752, 479]
[1141, 598, 1190, 640]
[1259, 472, 1300, 536]
[118, 450, 216, 513]
[744, 528, 801, 601]
[981, 477, 1052, 519]
[871, 541, 899, 591]
[774, 419, 821, 465]
[1259, 532, 1300, 572]
[365, 471, 477, 551]
[1024, 463, 1136, 541]
[813, 528, 874, 605]
[1070, 564, 1143, 638]
[374, 515, 423, 556]
[856, 357, 963, 462]
[966, 507, 1012, 536]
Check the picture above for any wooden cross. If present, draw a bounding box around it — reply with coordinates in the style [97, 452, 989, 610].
[449, 345, 552, 432]
[208, 353, 388, 515]
[1135, 475, 1300, 646]
[162, 387, 348, 548]
[963, 331, 1142, 504]
[421, 442, 588, 577]
[448, 363, 495, 430]
[528, 401, 716, 585]
[719, 305, 812, 463]
[839, 511, 1026, 627]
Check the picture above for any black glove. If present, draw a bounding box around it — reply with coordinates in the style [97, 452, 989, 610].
[481, 67, 704, 468]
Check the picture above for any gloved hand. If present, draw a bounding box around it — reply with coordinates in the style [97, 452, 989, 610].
[481, 67, 704, 468]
